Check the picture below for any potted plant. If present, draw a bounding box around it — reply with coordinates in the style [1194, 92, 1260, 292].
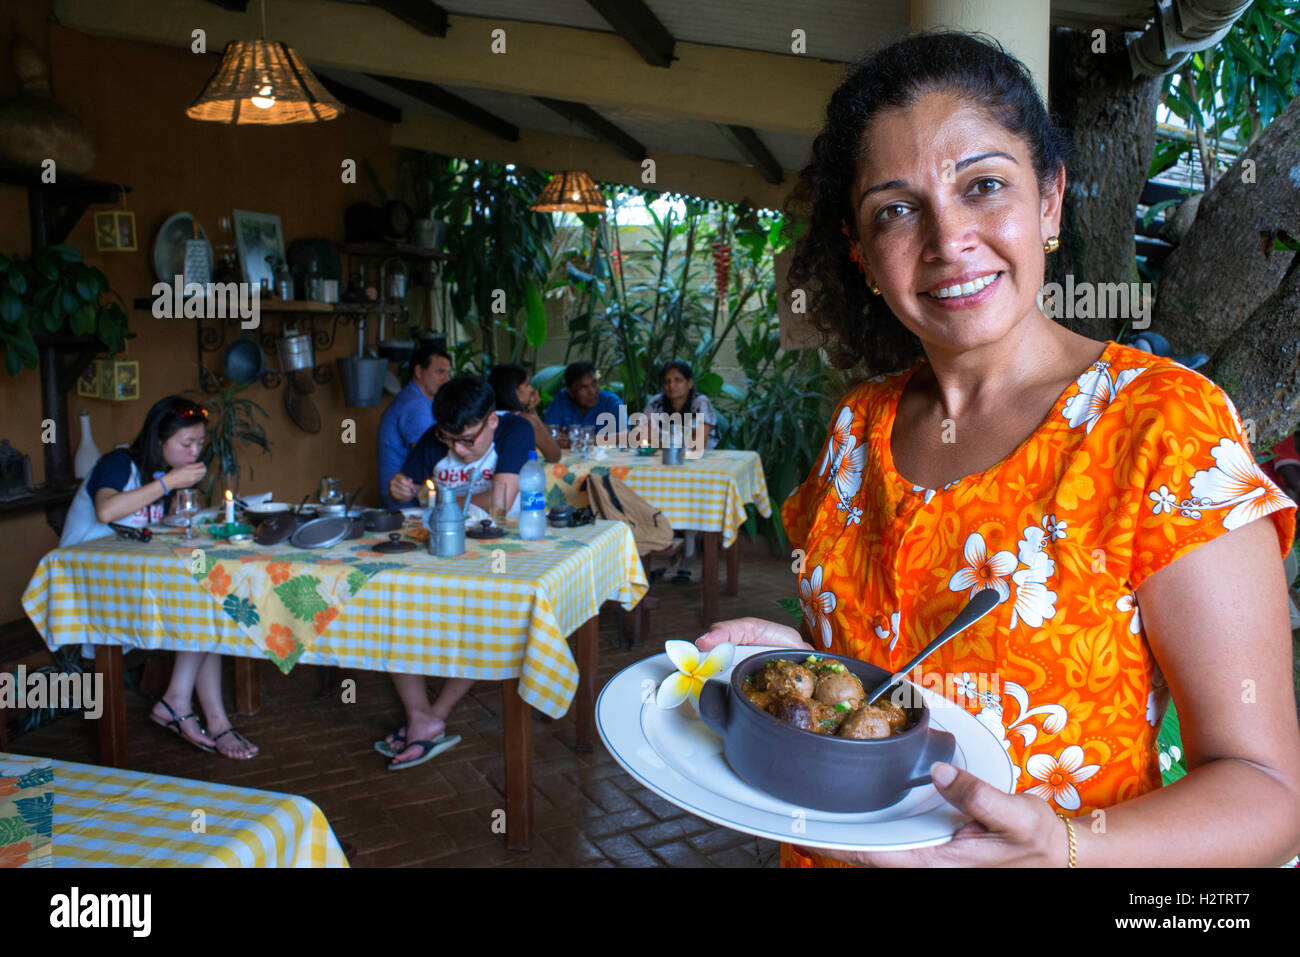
[189, 366, 271, 503]
[0, 244, 128, 375]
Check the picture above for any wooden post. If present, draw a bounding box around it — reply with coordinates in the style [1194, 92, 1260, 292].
[233, 657, 260, 714]
[701, 531, 719, 626]
[573, 615, 599, 752]
[725, 538, 740, 595]
[95, 645, 128, 768]
[501, 678, 533, 851]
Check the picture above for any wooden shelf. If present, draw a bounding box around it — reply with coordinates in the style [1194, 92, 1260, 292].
[0, 483, 77, 517]
[339, 242, 451, 261]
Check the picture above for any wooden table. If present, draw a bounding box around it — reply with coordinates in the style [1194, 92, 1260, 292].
[22, 519, 646, 851]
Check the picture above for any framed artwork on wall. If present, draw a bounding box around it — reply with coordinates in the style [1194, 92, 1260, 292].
[232, 208, 285, 290]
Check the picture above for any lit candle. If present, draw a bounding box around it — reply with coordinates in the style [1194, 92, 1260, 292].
[224, 489, 234, 524]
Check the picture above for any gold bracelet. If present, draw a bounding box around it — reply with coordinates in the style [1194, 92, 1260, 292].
[1056, 812, 1077, 867]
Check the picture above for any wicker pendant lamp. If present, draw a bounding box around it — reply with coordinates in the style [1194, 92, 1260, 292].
[530, 169, 606, 214]
[186, 0, 341, 125]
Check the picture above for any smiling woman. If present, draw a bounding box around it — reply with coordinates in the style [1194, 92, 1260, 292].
[698, 31, 1300, 869]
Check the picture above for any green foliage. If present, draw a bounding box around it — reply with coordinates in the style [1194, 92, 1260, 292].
[274, 575, 329, 621]
[412, 154, 556, 366]
[1155, 2, 1300, 184]
[0, 244, 129, 376]
[189, 369, 271, 504]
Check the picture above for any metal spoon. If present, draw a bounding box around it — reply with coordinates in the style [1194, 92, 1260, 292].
[344, 484, 364, 516]
[864, 588, 1000, 705]
[295, 494, 311, 515]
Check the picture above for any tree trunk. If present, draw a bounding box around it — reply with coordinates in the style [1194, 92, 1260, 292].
[1151, 91, 1300, 356]
[1204, 252, 1300, 449]
[1047, 28, 1163, 341]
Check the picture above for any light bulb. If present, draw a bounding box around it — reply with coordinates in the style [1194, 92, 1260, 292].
[251, 84, 275, 109]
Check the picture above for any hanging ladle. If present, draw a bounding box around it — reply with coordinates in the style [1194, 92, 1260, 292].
[863, 587, 1001, 706]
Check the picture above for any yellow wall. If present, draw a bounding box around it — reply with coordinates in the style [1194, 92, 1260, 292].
[0, 7, 404, 621]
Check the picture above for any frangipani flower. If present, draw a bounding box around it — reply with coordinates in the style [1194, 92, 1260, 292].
[656, 640, 734, 711]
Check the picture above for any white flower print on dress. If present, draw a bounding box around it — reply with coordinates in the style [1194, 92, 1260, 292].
[948, 532, 1018, 603]
[1116, 591, 1141, 634]
[846, 506, 863, 525]
[873, 610, 901, 651]
[1148, 485, 1176, 515]
[1042, 514, 1067, 541]
[819, 406, 863, 517]
[1008, 523, 1059, 629]
[1188, 438, 1292, 531]
[799, 565, 838, 649]
[1061, 362, 1146, 434]
[819, 406, 853, 479]
[1025, 745, 1101, 810]
[954, 672, 979, 699]
[911, 484, 937, 505]
[973, 681, 1067, 781]
[1146, 691, 1160, 727]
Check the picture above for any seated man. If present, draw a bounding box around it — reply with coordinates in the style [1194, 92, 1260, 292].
[380, 375, 535, 768]
[376, 345, 450, 508]
[540, 361, 626, 447]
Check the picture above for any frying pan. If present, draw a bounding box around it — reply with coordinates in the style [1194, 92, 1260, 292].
[290, 516, 353, 549]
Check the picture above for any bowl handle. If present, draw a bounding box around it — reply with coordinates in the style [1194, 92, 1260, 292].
[901, 728, 957, 789]
[697, 680, 730, 736]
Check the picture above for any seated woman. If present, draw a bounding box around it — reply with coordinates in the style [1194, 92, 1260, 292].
[60, 395, 259, 759]
[489, 363, 562, 462]
[643, 359, 719, 453]
[699, 31, 1300, 866]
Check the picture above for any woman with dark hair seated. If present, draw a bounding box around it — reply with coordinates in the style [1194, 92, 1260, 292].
[489, 363, 562, 463]
[60, 395, 259, 759]
[643, 360, 719, 453]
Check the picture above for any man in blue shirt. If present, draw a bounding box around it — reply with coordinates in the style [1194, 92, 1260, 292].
[377, 345, 450, 507]
[541, 361, 626, 448]
[379, 377, 536, 769]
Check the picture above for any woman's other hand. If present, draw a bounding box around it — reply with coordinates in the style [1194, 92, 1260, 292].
[389, 472, 419, 505]
[165, 461, 207, 490]
[696, 617, 811, 651]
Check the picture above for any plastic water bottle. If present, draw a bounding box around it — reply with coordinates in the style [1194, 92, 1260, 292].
[518, 451, 547, 540]
[433, 485, 465, 557]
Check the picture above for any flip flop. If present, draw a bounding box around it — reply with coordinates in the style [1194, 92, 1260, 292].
[211, 727, 259, 760]
[672, 568, 692, 585]
[149, 698, 215, 754]
[374, 729, 407, 757]
[387, 733, 461, 771]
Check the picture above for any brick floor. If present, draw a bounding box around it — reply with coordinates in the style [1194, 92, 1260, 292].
[11, 535, 792, 867]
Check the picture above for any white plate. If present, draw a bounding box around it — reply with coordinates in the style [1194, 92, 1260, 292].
[596, 645, 1016, 852]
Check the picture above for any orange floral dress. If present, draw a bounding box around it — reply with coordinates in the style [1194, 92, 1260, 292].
[780, 340, 1295, 867]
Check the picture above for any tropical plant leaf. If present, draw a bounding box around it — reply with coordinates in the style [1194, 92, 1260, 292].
[274, 575, 329, 622]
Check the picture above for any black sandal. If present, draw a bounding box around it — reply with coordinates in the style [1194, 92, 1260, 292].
[149, 698, 215, 754]
[672, 567, 692, 585]
[211, 727, 259, 760]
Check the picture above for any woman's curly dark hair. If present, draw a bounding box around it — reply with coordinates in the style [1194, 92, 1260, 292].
[784, 31, 1073, 373]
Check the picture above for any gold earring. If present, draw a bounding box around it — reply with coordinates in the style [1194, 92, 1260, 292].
[1044, 236, 1060, 254]
[868, 280, 881, 295]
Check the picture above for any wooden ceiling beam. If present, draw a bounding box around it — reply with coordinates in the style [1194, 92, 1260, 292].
[316, 72, 403, 123]
[367, 74, 518, 141]
[716, 124, 784, 184]
[367, 0, 448, 38]
[584, 0, 675, 68]
[534, 97, 646, 163]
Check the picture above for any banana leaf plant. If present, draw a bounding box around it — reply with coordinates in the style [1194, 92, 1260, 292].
[189, 367, 271, 503]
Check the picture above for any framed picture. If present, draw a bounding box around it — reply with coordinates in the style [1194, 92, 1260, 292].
[232, 209, 285, 290]
[93, 211, 137, 252]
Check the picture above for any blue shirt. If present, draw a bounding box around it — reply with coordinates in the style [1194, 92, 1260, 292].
[397, 412, 534, 507]
[378, 380, 435, 507]
[541, 388, 625, 431]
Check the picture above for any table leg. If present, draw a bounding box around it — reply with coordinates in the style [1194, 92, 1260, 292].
[95, 646, 128, 769]
[701, 531, 719, 626]
[725, 537, 740, 596]
[502, 678, 533, 851]
[233, 657, 260, 715]
[574, 615, 599, 752]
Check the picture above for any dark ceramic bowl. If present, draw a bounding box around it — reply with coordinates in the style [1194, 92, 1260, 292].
[363, 509, 404, 532]
[698, 649, 955, 813]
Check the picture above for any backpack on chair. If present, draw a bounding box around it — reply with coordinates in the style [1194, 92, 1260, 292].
[583, 472, 674, 555]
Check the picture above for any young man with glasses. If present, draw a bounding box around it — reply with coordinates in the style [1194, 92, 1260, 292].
[379, 375, 537, 767]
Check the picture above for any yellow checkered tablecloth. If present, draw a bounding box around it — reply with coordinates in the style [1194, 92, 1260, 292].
[1, 752, 346, 867]
[21, 520, 646, 719]
[545, 448, 772, 548]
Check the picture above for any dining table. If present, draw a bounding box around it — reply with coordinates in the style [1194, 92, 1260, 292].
[544, 447, 772, 625]
[1, 751, 347, 867]
[21, 515, 647, 851]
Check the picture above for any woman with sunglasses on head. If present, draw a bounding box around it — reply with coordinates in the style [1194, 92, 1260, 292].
[489, 363, 562, 463]
[60, 395, 259, 760]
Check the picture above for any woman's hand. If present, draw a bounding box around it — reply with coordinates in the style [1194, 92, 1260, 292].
[696, 617, 811, 651]
[796, 763, 1070, 867]
[164, 462, 207, 491]
[389, 472, 419, 505]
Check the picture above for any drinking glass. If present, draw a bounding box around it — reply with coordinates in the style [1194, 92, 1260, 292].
[319, 476, 343, 506]
[567, 425, 582, 457]
[490, 482, 508, 529]
[175, 488, 200, 540]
